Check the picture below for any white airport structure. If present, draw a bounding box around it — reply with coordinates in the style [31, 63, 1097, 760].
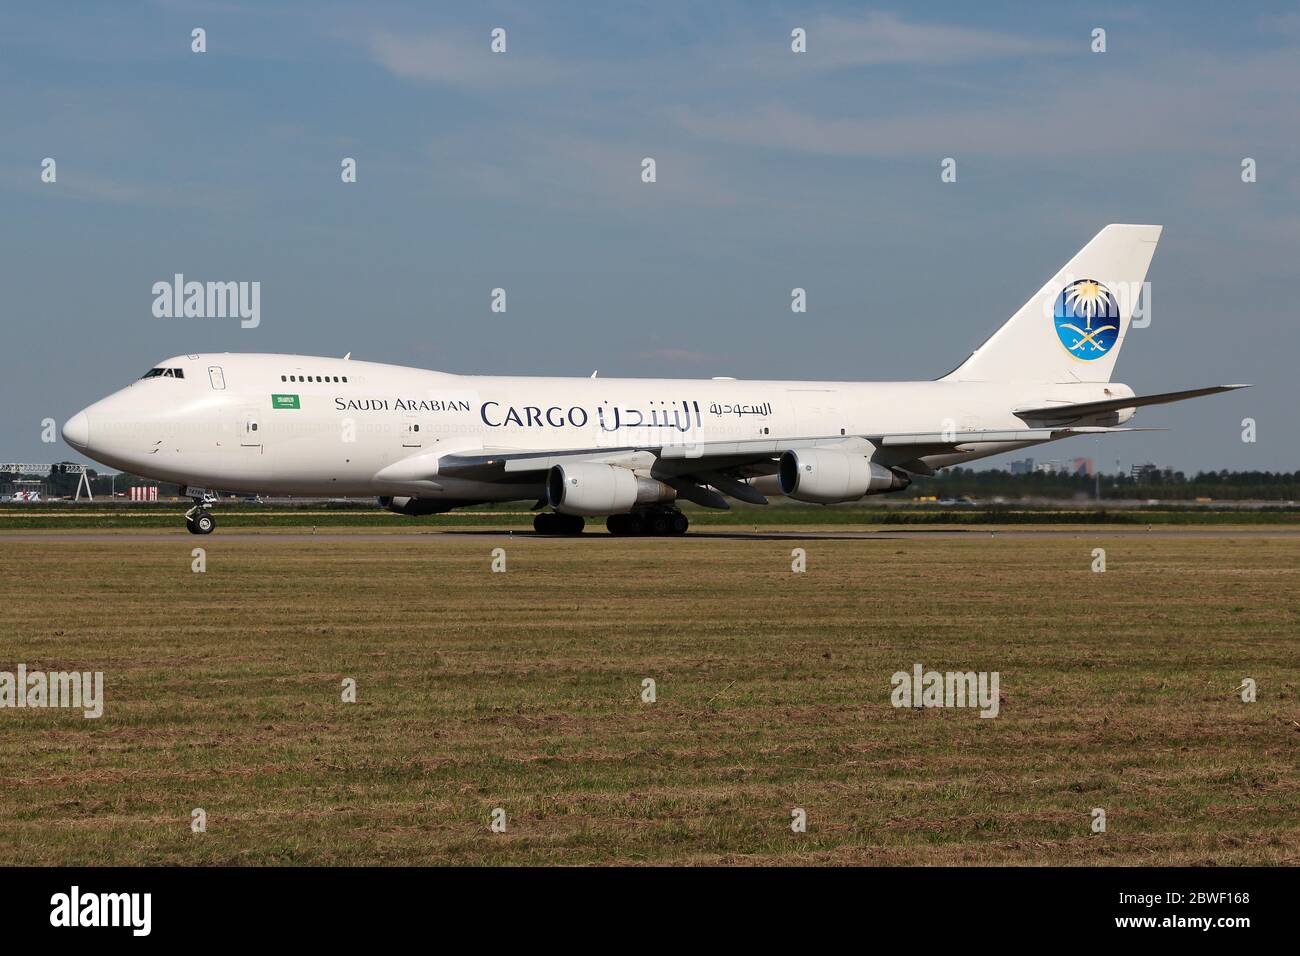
[1, 462, 93, 500]
[60, 225, 1246, 535]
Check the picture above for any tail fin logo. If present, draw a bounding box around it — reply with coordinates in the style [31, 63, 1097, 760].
[1053, 279, 1119, 360]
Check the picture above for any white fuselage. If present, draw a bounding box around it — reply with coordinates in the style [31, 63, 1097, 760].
[63, 353, 1129, 501]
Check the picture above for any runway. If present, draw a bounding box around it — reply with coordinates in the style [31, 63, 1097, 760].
[3, 527, 1299, 543]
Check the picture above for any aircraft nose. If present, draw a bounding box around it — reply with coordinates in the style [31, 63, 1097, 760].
[62, 411, 90, 451]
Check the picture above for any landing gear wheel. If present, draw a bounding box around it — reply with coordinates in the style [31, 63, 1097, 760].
[606, 514, 627, 536]
[670, 512, 689, 536]
[187, 511, 215, 535]
[649, 513, 670, 536]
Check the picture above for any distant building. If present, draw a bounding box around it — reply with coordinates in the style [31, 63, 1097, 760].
[1071, 457, 1094, 476]
[1008, 458, 1035, 475]
[1130, 463, 1161, 481]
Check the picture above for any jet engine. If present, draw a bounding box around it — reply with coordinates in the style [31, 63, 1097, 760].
[778, 449, 909, 503]
[546, 463, 676, 516]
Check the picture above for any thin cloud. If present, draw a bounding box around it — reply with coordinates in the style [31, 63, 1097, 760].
[1, 165, 229, 209]
[792, 11, 1071, 67]
[672, 48, 1300, 159]
[421, 131, 743, 210]
[368, 31, 565, 88]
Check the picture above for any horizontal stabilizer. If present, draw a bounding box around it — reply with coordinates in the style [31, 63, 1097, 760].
[1015, 384, 1250, 423]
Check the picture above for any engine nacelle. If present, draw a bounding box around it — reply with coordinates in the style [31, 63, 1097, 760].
[778, 449, 909, 503]
[378, 496, 470, 516]
[546, 463, 676, 516]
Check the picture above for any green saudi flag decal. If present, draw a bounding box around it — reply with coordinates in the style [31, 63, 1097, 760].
[271, 394, 301, 409]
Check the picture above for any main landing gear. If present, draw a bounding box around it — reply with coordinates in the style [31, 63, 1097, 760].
[533, 512, 585, 535]
[606, 509, 689, 537]
[185, 504, 215, 535]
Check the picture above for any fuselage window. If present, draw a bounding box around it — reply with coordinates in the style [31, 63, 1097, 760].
[281, 375, 286, 382]
[342, 376, 348, 383]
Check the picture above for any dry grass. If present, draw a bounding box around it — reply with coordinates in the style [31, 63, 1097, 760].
[0, 529, 1297, 865]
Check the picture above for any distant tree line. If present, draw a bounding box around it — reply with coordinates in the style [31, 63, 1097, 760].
[912, 468, 1300, 501]
[8, 464, 1299, 503]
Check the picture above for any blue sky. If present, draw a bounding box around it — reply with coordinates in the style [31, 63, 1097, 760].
[3, 1, 1297, 472]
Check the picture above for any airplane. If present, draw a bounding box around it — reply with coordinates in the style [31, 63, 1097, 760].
[61, 225, 1247, 536]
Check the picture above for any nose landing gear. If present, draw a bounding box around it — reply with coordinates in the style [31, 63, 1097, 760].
[185, 506, 215, 535]
[184, 489, 216, 535]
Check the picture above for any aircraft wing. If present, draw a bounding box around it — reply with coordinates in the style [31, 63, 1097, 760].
[389, 425, 1153, 485]
[1014, 384, 1250, 424]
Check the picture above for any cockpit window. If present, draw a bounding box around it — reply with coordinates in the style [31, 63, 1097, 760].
[141, 367, 185, 379]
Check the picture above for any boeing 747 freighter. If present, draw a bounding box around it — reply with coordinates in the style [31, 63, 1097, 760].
[62, 225, 1246, 535]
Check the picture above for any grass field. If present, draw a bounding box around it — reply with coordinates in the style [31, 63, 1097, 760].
[1, 529, 1297, 865]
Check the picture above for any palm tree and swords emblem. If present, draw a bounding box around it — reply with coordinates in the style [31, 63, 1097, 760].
[1053, 278, 1120, 360]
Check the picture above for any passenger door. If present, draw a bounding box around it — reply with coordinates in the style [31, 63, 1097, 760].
[401, 415, 423, 448]
[240, 407, 262, 449]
